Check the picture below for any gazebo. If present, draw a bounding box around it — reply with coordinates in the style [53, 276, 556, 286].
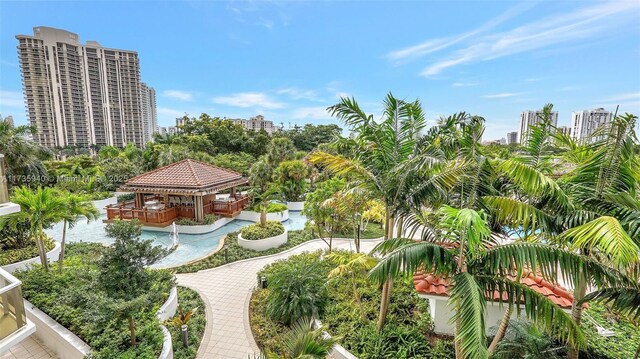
[105, 159, 250, 226]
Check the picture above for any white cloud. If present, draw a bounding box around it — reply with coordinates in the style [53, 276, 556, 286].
[393, 1, 640, 76]
[483, 93, 521, 99]
[386, 3, 532, 64]
[212, 92, 286, 109]
[277, 88, 320, 101]
[163, 90, 194, 101]
[452, 81, 479, 87]
[157, 107, 186, 118]
[603, 92, 640, 102]
[0, 90, 24, 108]
[291, 107, 331, 120]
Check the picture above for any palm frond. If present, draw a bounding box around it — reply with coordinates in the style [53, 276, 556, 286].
[450, 272, 488, 359]
[581, 287, 640, 321]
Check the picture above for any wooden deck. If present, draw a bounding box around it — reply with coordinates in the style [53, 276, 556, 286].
[105, 195, 250, 225]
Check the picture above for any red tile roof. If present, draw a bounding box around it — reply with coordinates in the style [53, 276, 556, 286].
[124, 159, 246, 189]
[413, 271, 577, 309]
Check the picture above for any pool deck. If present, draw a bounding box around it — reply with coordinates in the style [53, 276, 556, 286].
[176, 237, 383, 359]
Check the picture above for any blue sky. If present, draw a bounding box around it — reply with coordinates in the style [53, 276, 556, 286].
[1, 0, 639, 140]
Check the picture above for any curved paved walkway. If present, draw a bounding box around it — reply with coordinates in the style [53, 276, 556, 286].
[176, 238, 382, 359]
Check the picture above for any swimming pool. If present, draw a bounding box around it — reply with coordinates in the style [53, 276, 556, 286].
[46, 210, 307, 268]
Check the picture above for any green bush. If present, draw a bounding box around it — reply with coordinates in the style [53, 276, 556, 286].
[0, 237, 55, 265]
[117, 193, 135, 203]
[582, 302, 640, 359]
[240, 221, 285, 241]
[166, 287, 207, 359]
[176, 229, 314, 273]
[175, 214, 219, 226]
[260, 252, 330, 326]
[15, 242, 174, 358]
[266, 202, 288, 213]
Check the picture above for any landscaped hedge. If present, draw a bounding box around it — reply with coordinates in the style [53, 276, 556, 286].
[0, 237, 55, 265]
[166, 286, 207, 359]
[266, 203, 288, 213]
[240, 221, 285, 241]
[581, 302, 640, 359]
[15, 242, 175, 359]
[175, 214, 219, 226]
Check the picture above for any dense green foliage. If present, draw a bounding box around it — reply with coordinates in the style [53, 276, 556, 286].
[251, 252, 441, 358]
[240, 221, 285, 240]
[0, 236, 54, 265]
[580, 303, 640, 359]
[167, 287, 207, 359]
[16, 242, 173, 358]
[273, 160, 309, 201]
[175, 214, 219, 226]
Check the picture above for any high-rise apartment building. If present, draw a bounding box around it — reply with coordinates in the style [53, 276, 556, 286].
[140, 82, 158, 142]
[570, 108, 612, 143]
[506, 131, 518, 145]
[519, 110, 558, 144]
[16, 27, 153, 149]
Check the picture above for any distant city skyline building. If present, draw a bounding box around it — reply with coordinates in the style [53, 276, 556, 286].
[1, 115, 13, 127]
[16, 26, 153, 149]
[140, 82, 158, 142]
[506, 131, 518, 145]
[229, 115, 276, 133]
[570, 108, 612, 144]
[158, 126, 178, 136]
[557, 126, 571, 136]
[519, 109, 558, 144]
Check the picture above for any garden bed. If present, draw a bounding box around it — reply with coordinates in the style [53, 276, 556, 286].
[165, 286, 207, 359]
[15, 242, 175, 359]
[249, 251, 454, 359]
[0, 237, 55, 266]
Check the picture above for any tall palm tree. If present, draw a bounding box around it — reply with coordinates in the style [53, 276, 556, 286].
[483, 110, 640, 359]
[310, 93, 460, 329]
[0, 187, 66, 271]
[369, 205, 630, 359]
[57, 191, 100, 270]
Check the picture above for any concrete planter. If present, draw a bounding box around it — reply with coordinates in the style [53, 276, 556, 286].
[157, 286, 179, 321]
[2, 241, 61, 274]
[91, 195, 117, 214]
[237, 228, 288, 251]
[24, 299, 92, 359]
[237, 210, 289, 223]
[158, 325, 174, 359]
[286, 201, 305, 211]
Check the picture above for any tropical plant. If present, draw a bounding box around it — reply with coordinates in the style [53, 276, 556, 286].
[303, 177, 346, 252]
[483, 110, 640, 359]
[274, 160, 309, 202]
[368, 204, 630, 359]
[310, 93, 458, 329]
[267, 137, 296, 166]
[266, 319, 336, 359]
[0, 122, 50, 187]
[99, 219, 169, 346]
[263, 253, 328, 326]
[0, 186, 66, 271]
[490, 319, 565, 359]
[326, 251, 377, 313]
[57, 191, 100, 271]
[167, 304, 199, 348]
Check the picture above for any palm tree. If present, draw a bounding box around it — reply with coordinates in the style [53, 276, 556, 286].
[310, 93, 458, 329]
[368, 204, 630, 359]
[483, 110, 640, 359]
[0, 122, 50, 187]
[490, 319, 565, 359]
[267, 319, 336, 359]
[0, 187, 66, 271]
[57, 191, 100, 270]
[326, 251, 377, 311]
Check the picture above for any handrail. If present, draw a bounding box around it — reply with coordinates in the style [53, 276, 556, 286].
[0, 267, 22, 295]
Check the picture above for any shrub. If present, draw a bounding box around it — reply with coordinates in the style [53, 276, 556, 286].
[266, 202, 288, 213]
[0, 236, 54, 265]
[259, 252, 330, 326]
[240, 221, 284, 241]
[15, 242, 173, 358]
[117, 193, 135, 203]
[175, 214, 219, 226]
[166, 287, 207, 359]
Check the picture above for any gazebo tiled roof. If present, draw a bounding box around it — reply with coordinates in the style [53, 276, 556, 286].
[120, 159, 247, 192]
[413, 270, 578, 309]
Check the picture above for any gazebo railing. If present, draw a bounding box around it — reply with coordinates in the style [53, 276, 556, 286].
[105, 206, 179, 224]
[208, 195, 250, 217]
